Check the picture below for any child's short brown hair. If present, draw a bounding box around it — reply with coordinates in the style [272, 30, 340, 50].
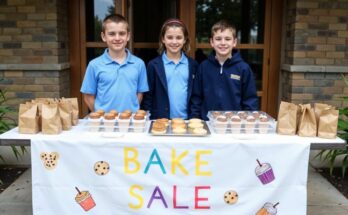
[102, 14, 129, 32]
[211, 20, 237, 39]
[158, 18, 190, 54]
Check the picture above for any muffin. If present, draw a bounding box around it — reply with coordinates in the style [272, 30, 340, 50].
[214, 115, 228, 134]
[211, 111, 222, 119]
[188, 122, 204, 133]
[156, 118, 169, 127]
[96, 109, 105, 117]
[171, 122, 186, 130]
[151, 121, 167, 134]
[192, 128, 208, 135]
[252, 111, 260, 119]
[188, 118, 202, 124]
[88, 112, 101, 132]
[109, 110, 119, 117]
[230, 115, 242, 134]
[123, 109, 132, 115]
[224, 111, 234, 119]
[237, 111, 247, 120]
[132, 114, 146, 133]
[118, 112, 131, 132]
[172, 127, 187, 134]
[172, 118, 185, 125]
[103, 113, 116, 132]
[136, 109, 147, 116]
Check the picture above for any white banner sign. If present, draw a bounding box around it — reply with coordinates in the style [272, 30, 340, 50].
[31, 138, 310, 215]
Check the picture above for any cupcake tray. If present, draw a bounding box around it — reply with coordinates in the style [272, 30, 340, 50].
[207, 121, 276, 134]
[83, 118, 150, 133]
[148, 121, 211, 137]
[207, 111, 276, 134]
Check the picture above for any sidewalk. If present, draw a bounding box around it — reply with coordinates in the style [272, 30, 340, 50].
[1, 167, 348, 214]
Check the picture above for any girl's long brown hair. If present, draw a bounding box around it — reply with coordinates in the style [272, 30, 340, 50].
[158, 19, 190, 54]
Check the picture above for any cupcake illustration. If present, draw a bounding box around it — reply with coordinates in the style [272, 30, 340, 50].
[255, 159, 275, 185]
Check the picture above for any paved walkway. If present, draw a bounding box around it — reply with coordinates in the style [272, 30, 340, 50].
[1, 166, 348, 214]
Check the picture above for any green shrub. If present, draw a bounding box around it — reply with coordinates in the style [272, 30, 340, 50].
[0, 81, 26, 184]
[315, 74, 348, 177]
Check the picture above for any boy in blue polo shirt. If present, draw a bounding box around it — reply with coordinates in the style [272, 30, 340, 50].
[80, 14, 148, 113]
[191, 20, 258, 120]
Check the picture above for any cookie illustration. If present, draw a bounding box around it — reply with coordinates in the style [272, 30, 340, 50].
[94, 161, 110, 175]
[40, 152, 59, 170]
[224, 190, 238, 205]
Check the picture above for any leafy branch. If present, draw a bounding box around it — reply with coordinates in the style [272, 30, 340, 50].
[315, 74, 348, 177]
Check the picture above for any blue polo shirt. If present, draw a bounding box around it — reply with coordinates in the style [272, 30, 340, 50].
[162, 52, 189, 119]
[80, 49, 148, 112]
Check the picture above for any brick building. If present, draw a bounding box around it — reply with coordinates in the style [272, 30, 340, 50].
[0, 0, 347, 118]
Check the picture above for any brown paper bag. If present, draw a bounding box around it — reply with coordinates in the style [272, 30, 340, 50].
[276, 101, 298, 135]
[314, 103, 331, 125]
[42, 103, 62, 134]
[318, 107, 339, 139]
[18, 103, 40, 134]
[31, 100, 49, 131]
[297, 104, 317, 137]
[58, 100, 72, 130]
[62, 97, 79, 125]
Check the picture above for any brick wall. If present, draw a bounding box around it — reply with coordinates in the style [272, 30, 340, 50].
[0, 0, 70, 113]
[281, 71, 347, 107]
[281, 0, 348, 108]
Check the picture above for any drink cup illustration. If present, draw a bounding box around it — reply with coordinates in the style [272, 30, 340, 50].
[75, 187, 96, 211]
[255, 159, 275, 185]
[256, 202, 279, 215]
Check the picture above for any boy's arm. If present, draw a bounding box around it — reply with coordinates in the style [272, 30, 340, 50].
[83, 94, 95, 112]
[241, 66, 258, 110]
[137, 93, 143, 104]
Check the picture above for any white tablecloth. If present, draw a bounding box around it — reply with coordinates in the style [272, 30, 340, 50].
[1, 121, 312, 215]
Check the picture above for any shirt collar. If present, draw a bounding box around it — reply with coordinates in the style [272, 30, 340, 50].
[103, 48, 135, 65]
[162, 52, 188, 65]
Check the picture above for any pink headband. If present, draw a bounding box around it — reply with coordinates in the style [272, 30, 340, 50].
[165, 19, 185, 26]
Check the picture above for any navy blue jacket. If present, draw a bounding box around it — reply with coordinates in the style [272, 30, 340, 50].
[142, 55, 198, 119]
[191, 50, 258, 120]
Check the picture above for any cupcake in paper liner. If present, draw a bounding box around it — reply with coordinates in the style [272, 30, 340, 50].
[252, 111, 260, 119]
[245, 115, 256, 133]
[117, 112, 131, 132]
[109, 109, 119, 118]
[103, 113, 116, 132]
[237, 111, 248, 120]
[214, 115, 228, 134]
[88, 112, 101, 132]
[258, 114, 270, 133]
[230, 115, 242, 134]
[255, 159, 275, 185]
[224, 111, 234, 119]
[132, 114, 146, 133]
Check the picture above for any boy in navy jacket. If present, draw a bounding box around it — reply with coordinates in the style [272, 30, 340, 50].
[191, 20, 258, 120]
